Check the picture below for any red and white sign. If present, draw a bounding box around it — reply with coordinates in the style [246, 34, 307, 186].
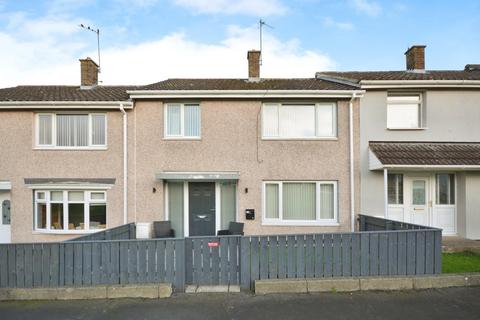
[207, 242, 219, 247]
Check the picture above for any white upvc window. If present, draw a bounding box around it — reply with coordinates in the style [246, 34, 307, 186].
[387, 93, 423, 129]
[34, 190, 107, 233]
[262, 103, 337, 139]
[435, 173, 455, 205]
[262, 181, 338, 226]
[164, 103, 201, 138]
[35, 113, 107, 149]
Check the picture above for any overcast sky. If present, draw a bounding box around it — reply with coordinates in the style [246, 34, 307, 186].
[0, 0, 479, 87]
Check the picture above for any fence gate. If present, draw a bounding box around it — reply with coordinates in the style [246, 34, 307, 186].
[185, 236, 241, 286]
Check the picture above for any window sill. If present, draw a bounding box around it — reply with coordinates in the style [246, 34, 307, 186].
[261, 137, 338, 141]
[262, 220, 340, 227]
[33, 229, 105, 235]
[386, 127, 428, 131]
[163, 137, 201, 141]
[33, 147, 108, 151]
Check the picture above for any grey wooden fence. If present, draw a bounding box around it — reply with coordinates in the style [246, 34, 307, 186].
[359, 214, 433, 231]
[0, 217, 442, 292]
[68, 223, 136, 242]
[0, 238, 185, 290]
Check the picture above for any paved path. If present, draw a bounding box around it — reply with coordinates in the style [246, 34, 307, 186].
[1, 287, 479, 320]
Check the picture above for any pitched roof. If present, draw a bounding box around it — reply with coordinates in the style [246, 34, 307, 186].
[140, 78, 359, 91]
[369, 141, 480, 166]
[317, 70, 480, 83]
[0, 85, 138, 102]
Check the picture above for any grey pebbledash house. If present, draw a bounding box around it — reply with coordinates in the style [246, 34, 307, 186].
[0, 45, 479, 244]
[318, 45, 480, 240]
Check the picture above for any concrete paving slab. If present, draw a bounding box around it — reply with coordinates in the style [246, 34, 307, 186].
[158, 284, 173, 298]
[413, 274, 466, 289]
[107, 285, 159, 299]
[255, 279, 307, 294]
[307, 278, 360, 293]
[185, 285, 198, 293]
[57, 287, 107, 300]
[0, 288, 59, 301]
[229, 285, 241, 293]
[360, 277, 413, 291]
[196, 285, 229, 293]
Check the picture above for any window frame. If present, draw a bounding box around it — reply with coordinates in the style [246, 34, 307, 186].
[386, 93, 424, 130]
[35, 113, 107, 150]
[435, 173, 456, 205]
[262, 180, 338, 226]
[163, 103, 201, 139]
[387, 173, 404, 205]
[33, 190, 107, 234]
[261, 102, 338, 140]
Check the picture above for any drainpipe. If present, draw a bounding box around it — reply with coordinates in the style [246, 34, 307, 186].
[384, 168, 388, 218]
[349, 93, 357, 232]
[119, 103, 128, 224]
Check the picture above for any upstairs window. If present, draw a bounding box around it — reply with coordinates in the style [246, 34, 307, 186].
[387, 94, 422, 129]
[36, 113, 107, 148]
[165, 103, 201, 138]
[262, 103, 337, 139]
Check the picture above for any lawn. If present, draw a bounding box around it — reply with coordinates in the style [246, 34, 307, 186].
[442, 251, 480, 273]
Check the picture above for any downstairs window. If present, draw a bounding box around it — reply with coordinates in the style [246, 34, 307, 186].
[34, 190, 106, 232]
[263, 181, 337, 225]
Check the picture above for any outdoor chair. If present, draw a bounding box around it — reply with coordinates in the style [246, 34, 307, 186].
[217, 222, 244, 236]
[153, 221, 175, 238]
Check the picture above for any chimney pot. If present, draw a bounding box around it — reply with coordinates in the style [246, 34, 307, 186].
[79, 57, 99, 87]
[405, 45, 426, 70]
[247, 50, 261, 79]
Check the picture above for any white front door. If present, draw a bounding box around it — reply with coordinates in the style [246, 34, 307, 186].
[406, 177, 429, 226]
[0, 192, 11, 243]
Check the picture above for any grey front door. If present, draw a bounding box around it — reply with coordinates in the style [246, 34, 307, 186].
[189, 182, 216, 236]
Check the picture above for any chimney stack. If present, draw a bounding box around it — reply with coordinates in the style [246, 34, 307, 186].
[80, 57, 99, 87]
[405, 45, 426, 71]
[247, 50, 261, 79]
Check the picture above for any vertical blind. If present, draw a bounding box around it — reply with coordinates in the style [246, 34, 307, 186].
[38, 114, 52, 145]
[56, 115, 89, 147]
[283, 183, 316, 220]
[38, 114, 106, 147]
[91, 114, 106, 145]
[262, 103, 337, 138]
[167, 105, 181, 136]
[265, 184, 279, 218]
[320, 184, 334, 219]
[265, 182, 336, 222]
[184, 104, 200, 137]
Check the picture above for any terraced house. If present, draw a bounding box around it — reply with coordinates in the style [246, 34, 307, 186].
[0, 52, 362, 243]
[0, 46, 479, 243]
[318, 45, 480, 240]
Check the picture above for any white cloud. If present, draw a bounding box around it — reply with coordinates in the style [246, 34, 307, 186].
[0, 21, 334, 87]
[323, 17, 354, 31]
[173, 0, 287, 16]
[350, 0, 381, 16]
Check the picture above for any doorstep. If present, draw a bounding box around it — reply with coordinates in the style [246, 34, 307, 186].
[0, 283, 172, 301]
[255, 273, 480, 294]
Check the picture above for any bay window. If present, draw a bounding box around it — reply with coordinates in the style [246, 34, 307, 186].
[34, 190, 106, 232]
[165, 103, 201, 138]
[262, 103, 337, 139]
[36, 113, 107, 148]
[263, 181, 337, 225]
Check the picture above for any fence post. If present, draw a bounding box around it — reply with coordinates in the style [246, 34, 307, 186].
[240, 237, 251, 291]
[174, 238, 185, 292]
[385, 220, 393, 231]
[359, 215, 366, 231]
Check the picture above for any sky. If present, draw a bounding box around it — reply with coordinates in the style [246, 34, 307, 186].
[0, 0, 479, 87]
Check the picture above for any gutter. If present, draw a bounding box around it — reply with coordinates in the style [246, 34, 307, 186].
[0, 101, 133, 109]
[127, 89, 365, 99]
[360, 79, 480, 89]
[119, 103, 128, 224]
